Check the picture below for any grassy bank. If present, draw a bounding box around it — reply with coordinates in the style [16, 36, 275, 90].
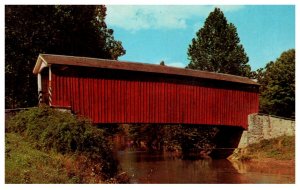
[5, 106, 129, 183]
[6, 132, 72, 183]
[231, 135, 295, 161]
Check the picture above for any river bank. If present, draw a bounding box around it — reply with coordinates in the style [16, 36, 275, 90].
[5, 132, 129, 183]
[5, 106, 129, 184]
[227, 135, 295, 183]
[229, 135, 295, 161]
[113, 135, 295, 183]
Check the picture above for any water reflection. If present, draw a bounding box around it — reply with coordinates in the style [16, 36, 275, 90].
[117, 151, 294, 184]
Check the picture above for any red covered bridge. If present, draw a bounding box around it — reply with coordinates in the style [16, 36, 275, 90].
[33, 54, 259, 129]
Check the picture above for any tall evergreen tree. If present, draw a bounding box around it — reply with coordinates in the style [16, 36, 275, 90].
[5, 5, 125, 108]
[187, 8, 250, 77]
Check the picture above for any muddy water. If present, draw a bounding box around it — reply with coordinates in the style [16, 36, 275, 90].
[117, 151, 295, 184]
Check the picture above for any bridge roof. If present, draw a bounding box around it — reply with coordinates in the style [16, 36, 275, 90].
[33, 54, 258, 86]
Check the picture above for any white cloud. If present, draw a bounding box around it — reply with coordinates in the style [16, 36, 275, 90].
[106, 5, 244, 32]
[166, 62, 187, 68]
[153, 58, 186, 68]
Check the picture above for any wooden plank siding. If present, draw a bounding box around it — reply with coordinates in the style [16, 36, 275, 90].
[50, 65, 259, 129]
[33, 54, 259, 129]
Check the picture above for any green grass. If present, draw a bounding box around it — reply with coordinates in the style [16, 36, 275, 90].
[5, 106, 129, 183]
[5, 132, 131, 183]
[5, 132, 73, 183]
[235, 135, 295, 161]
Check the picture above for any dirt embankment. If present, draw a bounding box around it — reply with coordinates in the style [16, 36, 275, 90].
[229, 135, 295, 162]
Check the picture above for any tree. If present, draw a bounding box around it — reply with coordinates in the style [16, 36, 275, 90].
[128, 124, 165, 152]
[187, 8, 250, 77]
[163, 125, 219, 159]
[257, 49, 295, 118]
[126, 124, 219, 157]
[160, 61, 165, 66]
[5, 5, 125, 108]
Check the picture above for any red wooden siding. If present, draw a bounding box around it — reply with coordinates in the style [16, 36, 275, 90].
[50, 67, 259, 129]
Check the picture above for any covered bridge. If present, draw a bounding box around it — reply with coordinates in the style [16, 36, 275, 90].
[33, 54, 259, 129]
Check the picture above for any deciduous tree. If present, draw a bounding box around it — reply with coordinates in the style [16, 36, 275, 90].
[257, 49, 295, 118]
[5, 5, 125, 108]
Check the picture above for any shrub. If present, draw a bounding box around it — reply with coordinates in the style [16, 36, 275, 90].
[6, 106, 119, 179]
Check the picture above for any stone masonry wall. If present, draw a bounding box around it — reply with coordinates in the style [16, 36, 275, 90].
[238, 114, 295, 148]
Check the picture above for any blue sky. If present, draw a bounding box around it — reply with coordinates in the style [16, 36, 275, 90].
[106, 5, 295, 71]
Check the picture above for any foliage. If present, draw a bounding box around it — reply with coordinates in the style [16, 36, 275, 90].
[128, 124, 219, 157]
[232, 135, 295, 161]
[256, 49, 295, 118]
[163, 125, 219, 157]
[6, 106, 119, 179]
[128, 124, 165, 152]
[99, 124, 124, 137]
[5, 5, 125, 108]
[5, 132, 129, 183]
[187, 8, 251, 77]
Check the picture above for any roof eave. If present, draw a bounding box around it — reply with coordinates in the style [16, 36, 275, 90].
[33, 54, 259, 86]
[33, 54, 48, 74]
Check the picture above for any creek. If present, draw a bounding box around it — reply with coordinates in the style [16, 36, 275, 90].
[116, 150, 295, 184]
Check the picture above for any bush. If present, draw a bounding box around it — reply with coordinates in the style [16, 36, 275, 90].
[6, 106, 119, 179]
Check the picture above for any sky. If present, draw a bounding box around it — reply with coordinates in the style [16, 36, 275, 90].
[105, 5, 295, 71]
